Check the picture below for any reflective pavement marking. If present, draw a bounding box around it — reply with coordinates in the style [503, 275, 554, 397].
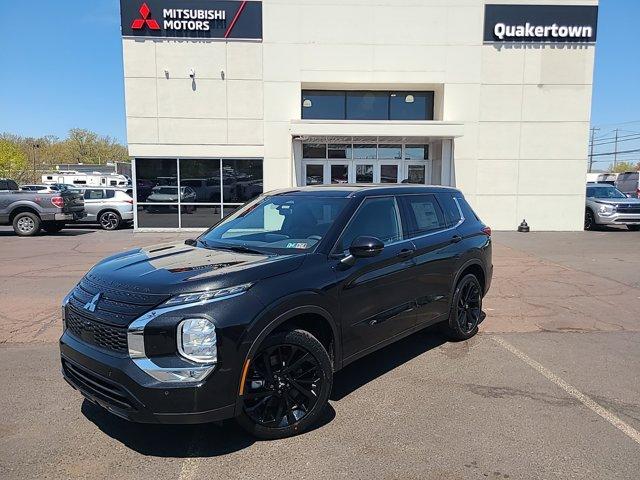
[493, 336, 640, 446]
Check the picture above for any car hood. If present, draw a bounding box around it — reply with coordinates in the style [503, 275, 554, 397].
[591, 198, 640, 206]
[86, 243, 305, 295]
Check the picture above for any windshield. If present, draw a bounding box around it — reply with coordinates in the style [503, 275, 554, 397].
[587, 186, 627, 199]
[201, 195, 348, 254]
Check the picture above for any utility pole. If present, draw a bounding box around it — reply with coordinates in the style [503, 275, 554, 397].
[588, 127, 598, 172]
[613, 128, 619, 171]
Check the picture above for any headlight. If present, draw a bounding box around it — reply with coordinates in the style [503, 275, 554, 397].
[162, 283, 252, 307]
[177, 318, 217, 364]
[598, 204, 615, 215]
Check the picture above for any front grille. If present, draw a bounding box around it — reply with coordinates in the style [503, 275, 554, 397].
[617, 206, 640, 214]
[66, 306, 128, 353]
[62, 359, 135, 411]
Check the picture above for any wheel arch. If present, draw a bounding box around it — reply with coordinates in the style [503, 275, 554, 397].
[9, 205, 40, 221]
[97, 208, 122, 220]
[233, 304, 341, 416]
[452, 259, 487, 298]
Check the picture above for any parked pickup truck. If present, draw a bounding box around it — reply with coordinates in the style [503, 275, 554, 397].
[0, 182, 85, 236]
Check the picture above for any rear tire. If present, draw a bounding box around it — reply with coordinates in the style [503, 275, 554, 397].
[42, 222, 65, 233]
[444, 274, 483, 341]
[12, 212, 41, 237]
[237, 329, 333, 440]
[99, 211, 121, 230]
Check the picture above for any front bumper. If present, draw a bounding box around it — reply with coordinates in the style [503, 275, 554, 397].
[60, 332, 236, 424]
[594, 211, 640, 226]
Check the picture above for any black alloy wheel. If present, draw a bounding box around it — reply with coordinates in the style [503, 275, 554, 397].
[584, 209, 595, 231]
[237, 329, 332, 439]
[445, 274, 483, 341]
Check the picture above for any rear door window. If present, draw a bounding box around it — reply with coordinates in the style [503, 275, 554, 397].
[0, 180, 7, 190]
[84, 189, 105, 200]
[398, 194, 447, 238]
[105, 190, 116, 199]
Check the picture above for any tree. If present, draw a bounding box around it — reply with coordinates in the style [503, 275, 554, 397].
[0, 139, 28, 181]
[611, 161, 638, 173]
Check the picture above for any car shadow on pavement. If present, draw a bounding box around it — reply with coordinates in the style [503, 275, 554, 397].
[81, 325, 445, 456]
[331, 325, 448, 401]
[0, 229, 95, 237]
[81, 397, 336, 457]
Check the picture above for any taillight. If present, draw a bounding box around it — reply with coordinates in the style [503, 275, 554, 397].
[51, 196, 64, 208]
[123, 199, 133, 204]
[481, 226, 492, 236]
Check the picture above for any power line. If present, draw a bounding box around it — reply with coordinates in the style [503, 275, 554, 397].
[590, 148, 640, 157]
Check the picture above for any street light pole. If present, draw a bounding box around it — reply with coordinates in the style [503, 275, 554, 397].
[588, 127, 598, 173]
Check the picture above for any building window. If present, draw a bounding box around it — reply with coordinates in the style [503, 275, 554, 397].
[134, 158, 263, 229]
[301, 90, 434, 121]
[301, 91, 345, 120]
[346, 91, 388, 120]
[390, 92, 434, 121]
[301, 142, 431, 185]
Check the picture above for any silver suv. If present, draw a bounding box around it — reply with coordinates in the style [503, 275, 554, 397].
[74, 187, 134, 230]
[585, 183, 640, 231]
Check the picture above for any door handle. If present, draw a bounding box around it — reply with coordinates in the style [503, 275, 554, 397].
[396, 248, 415, 259]
[451, 235, 462, 244]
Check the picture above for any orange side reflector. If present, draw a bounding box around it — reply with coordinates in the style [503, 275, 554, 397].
[238, 358, 251, 396]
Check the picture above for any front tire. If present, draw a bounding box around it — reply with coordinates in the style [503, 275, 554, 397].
[444, 274, 483, 341]
[237, 329, 333, 439]
[99, 211, 121, 230]
[584, 209, 596, 231]
[12, 212, 41, 237]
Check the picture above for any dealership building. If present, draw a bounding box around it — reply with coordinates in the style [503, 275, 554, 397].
[120, 0, 598, 230]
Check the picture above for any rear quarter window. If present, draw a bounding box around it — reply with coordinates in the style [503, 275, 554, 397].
[436, 193, 462, 227]
[455, 196, 481, 222]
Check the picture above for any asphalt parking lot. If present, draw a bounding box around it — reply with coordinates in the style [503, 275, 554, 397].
[0, 226, 639, 479]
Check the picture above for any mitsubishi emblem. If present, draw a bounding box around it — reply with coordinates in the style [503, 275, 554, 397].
[84, 293, 102, 313]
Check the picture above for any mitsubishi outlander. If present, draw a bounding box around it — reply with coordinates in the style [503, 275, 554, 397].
[60, 185, 492, 439]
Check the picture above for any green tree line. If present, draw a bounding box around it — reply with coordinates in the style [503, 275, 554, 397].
[0, 129, 129, 183]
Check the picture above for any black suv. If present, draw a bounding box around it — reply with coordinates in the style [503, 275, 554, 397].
[60, 185, 492, 439]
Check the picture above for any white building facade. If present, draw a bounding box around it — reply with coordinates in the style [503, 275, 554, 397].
[120, 0, 598, 230]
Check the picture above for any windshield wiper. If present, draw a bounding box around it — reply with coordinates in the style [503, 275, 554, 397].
[202, 241, 265, 255]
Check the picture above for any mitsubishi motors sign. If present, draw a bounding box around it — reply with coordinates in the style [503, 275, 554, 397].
[120, 0, 262, 39]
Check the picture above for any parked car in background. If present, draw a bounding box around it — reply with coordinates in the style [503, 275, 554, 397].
[596, 172, 618, 186]
[73, 187, 134, 230]
[20, 184, 50, 192]
[0, 185, 85, 236]
[145, 186, 197, 213]
[615, 171, 640, 198]
[585, 183, 640, 231]
[0, 178, 19, 191]
[60, 185, 492, 439]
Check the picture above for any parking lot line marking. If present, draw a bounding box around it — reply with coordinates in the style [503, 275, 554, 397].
[492, 336, 640, 446]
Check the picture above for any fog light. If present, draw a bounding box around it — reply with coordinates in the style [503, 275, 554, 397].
[177, 318, 217, 364]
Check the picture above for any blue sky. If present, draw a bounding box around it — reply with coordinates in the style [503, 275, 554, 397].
[1, 0, 639, 145]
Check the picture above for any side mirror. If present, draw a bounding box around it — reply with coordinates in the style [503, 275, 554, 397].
[350, 236, 384, 258]
[340, 236, 384, 267]
[184, 239, 198, 246]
